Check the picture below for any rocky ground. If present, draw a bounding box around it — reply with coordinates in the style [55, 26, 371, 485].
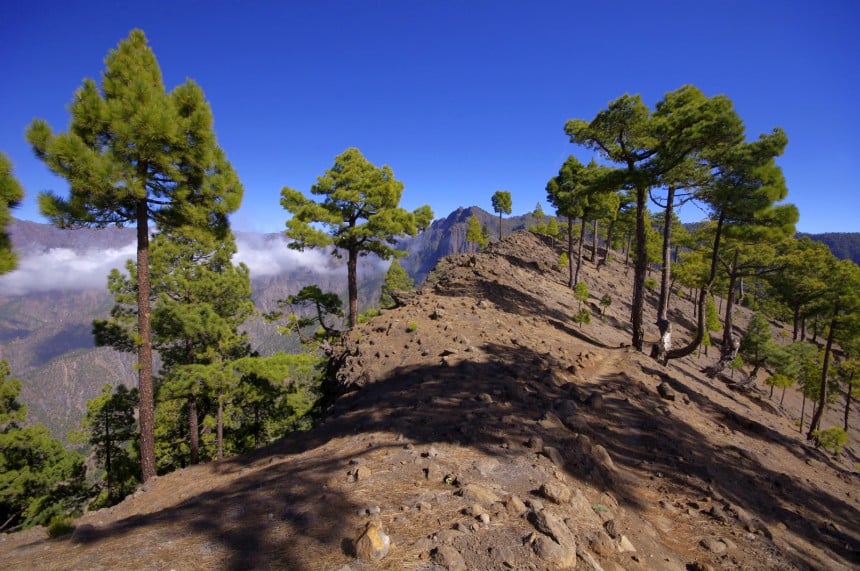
[1, 231, 858, 570]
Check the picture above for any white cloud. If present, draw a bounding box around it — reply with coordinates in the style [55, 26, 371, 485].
[0, 244, 137, 295]
[0, 233, 392, 296]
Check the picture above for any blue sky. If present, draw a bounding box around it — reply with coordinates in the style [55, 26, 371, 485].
[2, 0, 858, 234]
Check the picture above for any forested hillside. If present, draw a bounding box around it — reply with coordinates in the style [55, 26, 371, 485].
[803, 232, 860, 264]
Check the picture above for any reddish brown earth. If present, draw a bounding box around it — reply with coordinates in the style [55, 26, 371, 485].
[2, 231, 858, 570]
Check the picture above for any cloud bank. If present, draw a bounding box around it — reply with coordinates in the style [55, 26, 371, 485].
[0, 244, 137, 295]
[0, 233, 390, 296]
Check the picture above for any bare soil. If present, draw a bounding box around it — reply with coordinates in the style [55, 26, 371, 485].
[2, 231, 858, 570]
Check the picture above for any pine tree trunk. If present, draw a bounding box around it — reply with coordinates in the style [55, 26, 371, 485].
[780, 386, 787, 406]
[654, 187, 676, 363]
[720, 250, 740, 355]
[792, 305, 800, 341]
[574, 219, 586, 286]
[347, 247, 358, 328]
[217, 389, 224, 461]
[631, 181, 648, 351]
[104, 413, 112, 501]
[600, 218, 615, 269]
[665, 216, 725, 362]
[807, 309, 838, 439]
[189, 392, 199, 465]
[498, 212, 502, 240]
[591, 219, 598, 264]
[136, 202, 156, 483]
[800, 392, 807, 433]
[844, 373, 854, 432]
[567, 218, 574, 289]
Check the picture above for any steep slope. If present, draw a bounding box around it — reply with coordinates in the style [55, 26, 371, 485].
[1, 231, 857, 570]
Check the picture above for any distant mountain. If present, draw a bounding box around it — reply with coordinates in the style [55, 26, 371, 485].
[801, 232, 860, 265]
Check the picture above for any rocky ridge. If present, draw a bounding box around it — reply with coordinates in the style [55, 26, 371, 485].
[1, 231, 858, 570]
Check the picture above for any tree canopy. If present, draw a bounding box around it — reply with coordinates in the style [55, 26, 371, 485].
[27, 29, 243, 482]
[281, 147, 432, 327]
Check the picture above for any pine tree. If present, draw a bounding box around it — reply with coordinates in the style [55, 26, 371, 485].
[465, 214, 486, 252]
[380, 260, 414, 309]
[739, 312, 774, 380]
[82, 384, 139, 506]
[491, 190, 512, 240]
[27, 30, 243, 481]
[94, 230, 254, 465]
[0, 362, 86, 530]
[807, 258, 860, 439]
[567, 85, 745, 352]
[0, 153, 25, 276]
[281, 147, 432, 328]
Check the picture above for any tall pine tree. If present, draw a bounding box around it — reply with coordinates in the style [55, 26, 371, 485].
[27, 30, 243, 481]
[281, 147, 432, 328]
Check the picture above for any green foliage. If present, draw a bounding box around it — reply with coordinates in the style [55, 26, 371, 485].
[491, 190, 512, 240]
[574, 281, 589, 310]
[358, 308, 381, 324]
[739, 312, 775, 377]
[599, 294, 612, 315]
[82, 384, 140, 507]
[466, 214, 486, 251]
[705, 295, 721, 332]
[572, 308, 591, 328]
[1, 361, 86, 531]
[644, 277, 657, 291]
[491, 190, 512, 216]
[0, 153, 25, 275]
[269, 284, 344, 345]
[28, 29, 244, 483]
[281, 147, 432, 327]
[558, 252, 569, 268]
[546, 217, 559, 239]
[47, 515, 75, 538]
[406, 322, 418, 333]
[380, 260, 414, 309]
[811, 427, 847, 454]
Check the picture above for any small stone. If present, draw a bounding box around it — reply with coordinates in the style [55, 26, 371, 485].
[355, 466, 372, 480]
[686, 562, 715, 571]
[533, 536, 577, 568]
[603, 519, 620, 539]
[617, 535, 636, 553]
[457, 483, 501, 506]
[529, 509, 577, 547]
[526, 436, 544, 449]
[699, 537, 727, 554]
[479, 513, 490, 524]
[542, 445, 565, 466]
[355, 523, 390, 560]
[432, 545, 467, 571]
[504, 494, 528, 517]
[657, 382, 676, 401]
[540, 480, 572, 504]
[587, 529, 616, 557]
[417, 501, 432, 512]
[584, 392, 604, 410]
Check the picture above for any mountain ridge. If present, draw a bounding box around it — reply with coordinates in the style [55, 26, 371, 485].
[1, 229, 856, 570]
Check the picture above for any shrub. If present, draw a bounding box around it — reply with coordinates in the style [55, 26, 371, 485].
[599, 294, 612, 315]
[812, 427, 847, 454]
[572, 308, 591, 328]
[406, 322, 418, 333]
[47, 516, 75, 538]
[558, 252, 569, 268]
[644, 277, 657, 291]
[357, 308, 380, 324]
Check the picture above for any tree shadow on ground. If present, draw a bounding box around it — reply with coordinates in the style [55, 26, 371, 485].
[33, 346, 859, 569]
